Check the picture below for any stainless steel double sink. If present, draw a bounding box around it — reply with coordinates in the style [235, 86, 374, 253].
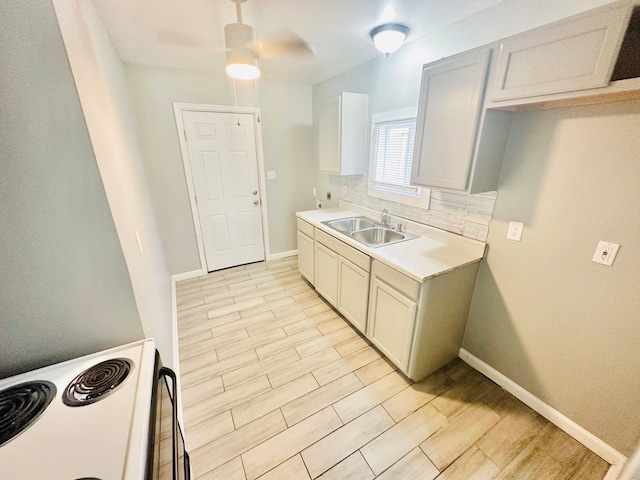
[321, 216, 418, 248]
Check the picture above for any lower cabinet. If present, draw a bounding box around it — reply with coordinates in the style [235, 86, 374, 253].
[367, 275, 417, 370]
[313, 229, 371, 333]
[337, 257, 369, 334]
[367, 259, 480, 381]
[296, 219, 315, 284]
[314, 241, 339, 306]
[295, 217, 481, 382]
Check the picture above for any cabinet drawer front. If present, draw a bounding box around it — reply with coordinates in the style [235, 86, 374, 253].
[372, 261, 420, 301]
[338, 241, 370, 272]
[491, 7, 629, 101]
[297, 218, 315, 238]
[315, 229, 342, 251]
[316, 229, 370, 272]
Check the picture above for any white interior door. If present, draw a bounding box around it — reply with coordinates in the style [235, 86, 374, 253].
[182, 110, 265, 272]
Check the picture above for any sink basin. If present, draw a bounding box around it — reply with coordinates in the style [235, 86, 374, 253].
[351, 227, 406, 247]
[321, 216, 418, 248]
[324, 216, 376, 234]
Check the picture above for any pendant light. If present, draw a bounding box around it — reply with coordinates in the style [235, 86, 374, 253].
[225, 22, 261, 80]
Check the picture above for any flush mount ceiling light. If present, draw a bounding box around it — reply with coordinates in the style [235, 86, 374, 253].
[370, 23, 410, 56]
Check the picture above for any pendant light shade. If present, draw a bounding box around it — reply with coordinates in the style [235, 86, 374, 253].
[370, 23, 410, 55]
[225, 22, 261, 80]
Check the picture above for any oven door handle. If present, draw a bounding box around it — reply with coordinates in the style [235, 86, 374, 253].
[159, 367, 180, 480]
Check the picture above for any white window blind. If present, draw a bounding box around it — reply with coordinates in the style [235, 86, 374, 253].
[367, 109, 430, 208]
[371, 119, 419, 194]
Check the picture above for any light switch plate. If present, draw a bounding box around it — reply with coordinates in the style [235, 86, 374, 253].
[506, 221, 524, 241]
[592, 241, 620, 266]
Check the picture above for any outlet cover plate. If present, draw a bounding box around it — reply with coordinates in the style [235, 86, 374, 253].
[506, 221, 524, 241]
[592, 241, 620, 266]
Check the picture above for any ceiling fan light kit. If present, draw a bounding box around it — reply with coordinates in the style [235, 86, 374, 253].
[225, 22, 261, 80]
[370, 23, 410, 55]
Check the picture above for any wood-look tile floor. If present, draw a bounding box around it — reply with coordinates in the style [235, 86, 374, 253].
[176, 256, 609, 480]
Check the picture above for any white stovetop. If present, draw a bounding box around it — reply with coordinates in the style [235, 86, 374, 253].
[297, 204, 486, 282]
[0, 338, 157, 480]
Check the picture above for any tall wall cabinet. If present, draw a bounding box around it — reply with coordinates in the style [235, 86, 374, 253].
[318, 92, 368, 175]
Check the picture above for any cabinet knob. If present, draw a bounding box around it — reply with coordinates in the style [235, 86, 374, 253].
[253, 200, 260, 206]
[253, 190, 258, 195]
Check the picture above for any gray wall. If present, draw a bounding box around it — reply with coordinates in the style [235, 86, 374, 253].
[53, 0, 174, 367]
[0, 0, 142, 377]
[124, 66, 315, 274]
[310, 0, 638, 456]
[463, 101, 640, 455]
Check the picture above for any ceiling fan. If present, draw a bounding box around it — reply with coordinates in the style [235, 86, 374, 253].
[224, 0, 314, 80]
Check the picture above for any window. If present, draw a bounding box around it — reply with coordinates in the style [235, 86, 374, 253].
[367, 108, 430, 208]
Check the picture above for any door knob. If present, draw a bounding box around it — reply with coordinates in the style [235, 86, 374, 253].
[253, 200, 259, 206]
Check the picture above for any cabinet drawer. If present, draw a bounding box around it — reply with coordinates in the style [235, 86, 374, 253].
[316, 229, 370, 272]
[316, 229, 342, 251]
[296, 218, 314, 238]
[371, 261, 421, 301]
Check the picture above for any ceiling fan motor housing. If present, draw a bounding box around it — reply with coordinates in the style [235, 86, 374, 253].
[225, 22, 258, 59]
[225, 22, 260, 78]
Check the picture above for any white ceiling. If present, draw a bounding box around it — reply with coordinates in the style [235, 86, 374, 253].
[93, 0, 504, 84]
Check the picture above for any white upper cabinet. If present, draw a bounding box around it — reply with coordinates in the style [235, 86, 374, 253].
[411, 49, 493, 192]
[319, 92, 368, 176]
[485, 3, 640, 109]
[490, 6, 630, 102]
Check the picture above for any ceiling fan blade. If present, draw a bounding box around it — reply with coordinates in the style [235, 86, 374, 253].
[253, 30, 314, 60]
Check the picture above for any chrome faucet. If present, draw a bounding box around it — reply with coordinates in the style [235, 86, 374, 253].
[381, 208, 391, 227]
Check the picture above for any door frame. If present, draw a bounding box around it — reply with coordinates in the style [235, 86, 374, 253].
[173, 102, 271, 273]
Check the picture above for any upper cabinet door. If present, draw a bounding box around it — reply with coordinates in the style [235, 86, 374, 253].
[411, 49, 491, 191]
[491, 7, 629, 101]
[319, 92, 368, 176]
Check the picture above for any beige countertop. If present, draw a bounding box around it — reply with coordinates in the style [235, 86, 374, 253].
[296, 205, 486, 282]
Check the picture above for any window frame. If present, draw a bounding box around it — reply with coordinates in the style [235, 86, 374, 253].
[367, 108, 431, 208]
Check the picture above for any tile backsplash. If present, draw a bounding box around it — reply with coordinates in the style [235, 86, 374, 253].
[341, 175, 496, 242]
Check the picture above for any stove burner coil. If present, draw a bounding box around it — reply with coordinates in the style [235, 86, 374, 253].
[62, 358, 133, 407]
[0, 381, 56, 447]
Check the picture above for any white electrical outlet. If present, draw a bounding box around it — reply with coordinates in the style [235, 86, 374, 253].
[592, 241, 620, 266]
[316, 199, 322, 209]
[267, 170, 276, 180]
[506, 221, 524, 241]
[342, 185, 348, 195]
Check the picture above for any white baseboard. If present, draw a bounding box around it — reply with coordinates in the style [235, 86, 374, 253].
[171, 269, 204, 283]
[269, 249, 298, 260]
[459, 348, 627, 476]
